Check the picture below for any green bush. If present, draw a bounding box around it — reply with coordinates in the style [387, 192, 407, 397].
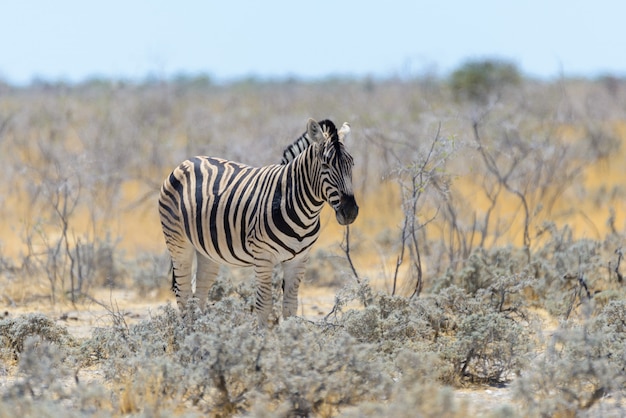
[450, 58, 521, 103]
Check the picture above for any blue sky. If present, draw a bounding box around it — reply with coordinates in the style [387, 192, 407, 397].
[1, 1, 624, 84]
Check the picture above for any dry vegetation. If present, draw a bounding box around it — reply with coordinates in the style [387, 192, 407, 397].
[1, 66, 626, 417]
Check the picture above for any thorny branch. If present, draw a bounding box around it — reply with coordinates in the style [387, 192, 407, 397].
[341, 225, 360, 284]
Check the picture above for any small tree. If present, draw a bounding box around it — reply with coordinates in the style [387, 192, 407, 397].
[391, 126, 456, 297]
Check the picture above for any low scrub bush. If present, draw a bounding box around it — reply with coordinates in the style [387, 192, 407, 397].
[77, 284, 391, 416]
[331, 270, 534, 387]
[515, 301, 626, 417]
[1, 323, 109, 417]
[3, 240, 625, 416]
[72, 265, 534, 415]
[0, 313, 75, 361]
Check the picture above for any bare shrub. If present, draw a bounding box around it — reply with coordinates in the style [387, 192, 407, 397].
[471, 116, 588, 263]
[389, 126, 456, 297]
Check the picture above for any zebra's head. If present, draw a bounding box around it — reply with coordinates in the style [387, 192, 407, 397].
[307, 118, 359, 226]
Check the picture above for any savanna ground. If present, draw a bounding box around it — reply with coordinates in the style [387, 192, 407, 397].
[1, 65, 626, 417]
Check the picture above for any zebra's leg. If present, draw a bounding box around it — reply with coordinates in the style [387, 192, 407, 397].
[282, 255, 308, 319]
[169, 243, 196, 312]
[254, 259, 276, 328]
[195, 252, 219, 310]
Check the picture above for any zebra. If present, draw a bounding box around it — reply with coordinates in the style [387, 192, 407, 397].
[158, 118, 358, 326]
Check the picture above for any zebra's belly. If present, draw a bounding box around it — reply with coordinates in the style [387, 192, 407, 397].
[193, 231, 320, 267]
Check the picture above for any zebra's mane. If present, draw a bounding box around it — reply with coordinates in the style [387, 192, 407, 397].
[280, 119, 338, 165]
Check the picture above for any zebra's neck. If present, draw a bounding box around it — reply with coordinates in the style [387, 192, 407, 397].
[285, 144, 325, 215]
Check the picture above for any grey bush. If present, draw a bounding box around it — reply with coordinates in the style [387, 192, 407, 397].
[0, 313, 75, 360]
[515, 302, 626, 417]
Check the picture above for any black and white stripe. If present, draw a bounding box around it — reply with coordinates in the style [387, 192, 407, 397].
[158, 119, 357, 326]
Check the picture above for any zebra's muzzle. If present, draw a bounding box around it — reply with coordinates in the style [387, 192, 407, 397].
[335, 194, 359, 225]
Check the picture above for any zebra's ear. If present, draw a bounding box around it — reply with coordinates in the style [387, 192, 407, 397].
[307, 118, 325, 144]
[338, 122, 351, 143]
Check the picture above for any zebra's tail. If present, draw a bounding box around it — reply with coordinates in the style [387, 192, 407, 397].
[169, 259, 177, 292]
